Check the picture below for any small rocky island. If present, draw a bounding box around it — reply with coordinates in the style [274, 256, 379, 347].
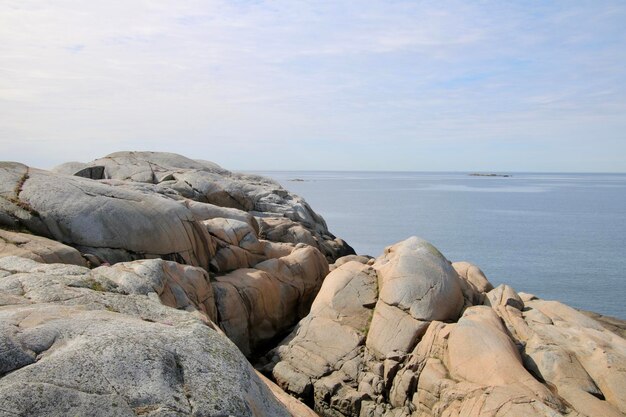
[468, 173, 512, 177]
[0, 152, 624, 417]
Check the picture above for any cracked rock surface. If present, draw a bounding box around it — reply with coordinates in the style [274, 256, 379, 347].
[1, 152, 624, 417]
[0, 153, 350, 357]
[51, 151, 354, 262]
[264, 237, 626, 417]
[0, 151, 347, 416]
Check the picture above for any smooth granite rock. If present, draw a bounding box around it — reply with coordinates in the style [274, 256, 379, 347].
[0, 256, 291, 417]
[0, 229, 87, 267]
[0, 162, 216, 269]
[214, 245, 329, 356]
[366, 237, 463, 358]
[267, 237, 470, 415]
[3, 152, 624, 417]
[266, 237, 626, 417]
[50, 151, 354, 262]
[1, 152, 355, 362]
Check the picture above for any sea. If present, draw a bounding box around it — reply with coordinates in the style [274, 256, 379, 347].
[252, 171, 626, 319]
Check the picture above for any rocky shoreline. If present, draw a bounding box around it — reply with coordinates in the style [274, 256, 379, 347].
[0, 152, 624, 417]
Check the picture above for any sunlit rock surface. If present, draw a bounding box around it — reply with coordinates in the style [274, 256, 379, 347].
[265, 238, 626, 417]
[0, 256, 291, 417]
[1, 152, 624, 417]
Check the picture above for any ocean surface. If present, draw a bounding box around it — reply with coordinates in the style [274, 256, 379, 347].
[253, 171, 626, 319]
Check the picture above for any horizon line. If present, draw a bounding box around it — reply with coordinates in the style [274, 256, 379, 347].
[241, 169, 626, 175]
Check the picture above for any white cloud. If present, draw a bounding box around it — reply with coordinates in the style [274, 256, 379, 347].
[1, 0, 625, 171]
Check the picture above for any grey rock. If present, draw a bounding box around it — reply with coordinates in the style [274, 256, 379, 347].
[0, 229, 87, 266]
[50, 151, 353, 262]
[0, 256, 291, 417]
[0, 163, 216, 269]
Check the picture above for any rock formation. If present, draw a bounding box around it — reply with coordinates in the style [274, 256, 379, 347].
[49, 151, 353, 263]
[1, 151, 624, 417]
[264, 238, 626, 417]
[0, 256, 290, 417]
[0, 153, 351, 355]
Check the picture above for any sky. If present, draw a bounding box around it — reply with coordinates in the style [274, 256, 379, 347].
[1, 1, 625, 172]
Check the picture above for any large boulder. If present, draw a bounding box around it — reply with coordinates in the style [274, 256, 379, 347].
[366, 237, 463, 358]
[0, 256, 291, 417]
[266, 237, 468, 415]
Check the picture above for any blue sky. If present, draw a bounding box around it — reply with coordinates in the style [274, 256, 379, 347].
[1, 1, 625, 171]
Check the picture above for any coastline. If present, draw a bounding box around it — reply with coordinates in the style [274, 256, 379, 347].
[1, 152, 624, 417]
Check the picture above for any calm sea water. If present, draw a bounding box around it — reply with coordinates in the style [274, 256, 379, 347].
[253, 171, 626, 319]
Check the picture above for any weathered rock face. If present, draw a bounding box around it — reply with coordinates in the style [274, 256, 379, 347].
[0, 229, 87, 267]
[0, 256, 291, 417]
[0, 162, 216, 269]
[266, 236, 626, 417]
[213, 245, 329, 356]
[0, 152, 350, 359]
[264, 238, 462, 415]
[366, 237, 463, 358]
[51, 151, 354, 262]
[2, 152, 625, 417]
[4, 151, 353, 265]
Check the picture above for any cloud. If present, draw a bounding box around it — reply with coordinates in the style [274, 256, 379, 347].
[1, 0, 625, 171]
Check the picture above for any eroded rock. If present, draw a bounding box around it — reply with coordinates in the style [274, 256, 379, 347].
[267, 237, 471, 416]
[267, 237, 626, 417]
[0, 256, 291, 417]
[215, 245, 329, 356]
[51, 151, 354, 262]
[0, 229, 87, 267]
[0, 162, 216, 269]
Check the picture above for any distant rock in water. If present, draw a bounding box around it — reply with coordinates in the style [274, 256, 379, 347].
[0, 151, 624, 417]
[469, 172, 512, 177]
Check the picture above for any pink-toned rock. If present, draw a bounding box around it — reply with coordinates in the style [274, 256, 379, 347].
[92, 258, 217, 322]
[452, 261, 494, 293]
[522, 299, 626, 416]
[448, 306, 553, 399]
[0, 229, 87, 267]
[214, 245, 328, 356]
[375, 237, 463, 322]
[366, 237, 464, 359]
